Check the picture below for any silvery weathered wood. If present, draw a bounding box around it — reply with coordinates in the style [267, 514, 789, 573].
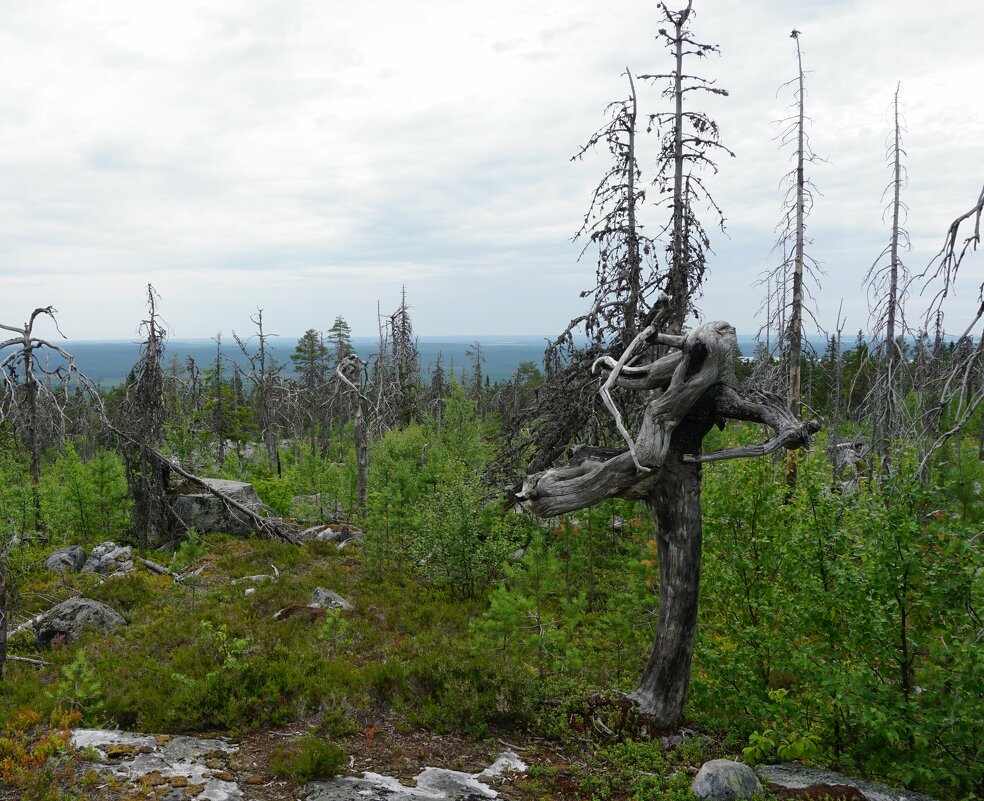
[516, 319, 818, 726]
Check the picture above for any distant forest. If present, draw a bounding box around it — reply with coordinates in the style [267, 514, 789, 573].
[61, 333, 827, 386]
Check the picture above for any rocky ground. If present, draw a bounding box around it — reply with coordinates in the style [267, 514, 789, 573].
[34, 722, 937, 801]
[59, 722, 535, 801]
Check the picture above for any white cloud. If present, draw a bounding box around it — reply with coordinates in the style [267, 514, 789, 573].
[0, 0, 981, 340]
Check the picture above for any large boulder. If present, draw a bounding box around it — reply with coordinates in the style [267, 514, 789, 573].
[36, 598, 126, 647]
[172, 479, 263, 537]
[46, 545, 87, 574]
[693, 760, 762, 801]
[83, 542, 133, 575]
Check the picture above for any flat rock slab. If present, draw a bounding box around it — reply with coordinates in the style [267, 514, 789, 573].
[758, 764, 937, 801]
[72, 728, 242, 801]
[306, 751, 527, 801]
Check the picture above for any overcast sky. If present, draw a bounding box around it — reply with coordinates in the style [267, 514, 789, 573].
[1, 0, 981, 342]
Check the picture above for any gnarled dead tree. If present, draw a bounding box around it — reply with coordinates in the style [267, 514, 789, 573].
[515, 316, 818, 726]
[507, 5, 820, 730]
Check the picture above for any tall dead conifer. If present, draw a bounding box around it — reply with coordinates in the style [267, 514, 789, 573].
[118, 286, 172, 549]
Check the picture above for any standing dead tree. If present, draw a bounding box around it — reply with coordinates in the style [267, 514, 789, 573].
[917, 183, 984, 468]
[758, 29, 823, 415]
[0, 307, 95, 532]
[368, 291, 421, 436]
[864, 84, 912, 467]
[109, 289, 298, 546]
[498, 3, 732, 489]
[640, 1, 732, 333]
[234, 310, 284, 475]
[506, 4, 820, 731]
[116, 286, 173, 549]
[0, 309, 96, 677]
[336, 353, 369, 519]
[571, 68, 659, 346]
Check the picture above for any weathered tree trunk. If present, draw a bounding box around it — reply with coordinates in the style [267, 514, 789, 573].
[631, 444, 704, 725]
[624, 71, 641, 341]
[788, 31, 806, 422]
[355, 398, 367, 519]
[517, 321, 819, 727]
[0, 548, 7, 681]
[883, 87, 902, 458]
[26, 363, 43, 533]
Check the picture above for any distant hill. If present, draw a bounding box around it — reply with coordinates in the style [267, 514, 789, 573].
[57, 334, 830, 388]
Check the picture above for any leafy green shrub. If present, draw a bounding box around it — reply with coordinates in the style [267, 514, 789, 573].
[270, 736, 345, 782]
[694, 439, 983, 795]
[411, 461, 522, 598]
[39, 445, 129, 542]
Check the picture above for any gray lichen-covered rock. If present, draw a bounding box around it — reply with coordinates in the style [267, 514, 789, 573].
[46, 545, 87, 573]
[71, 729, 242, 801]
[311, 587, 353, 611]
[36, 598, 126, 647]
[306, 751, 526, 801]
[693, 760, 763, 801]
[83, 542, 133, 574]
[172, 479, 262, 536]
[757, 763, 937, 801]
